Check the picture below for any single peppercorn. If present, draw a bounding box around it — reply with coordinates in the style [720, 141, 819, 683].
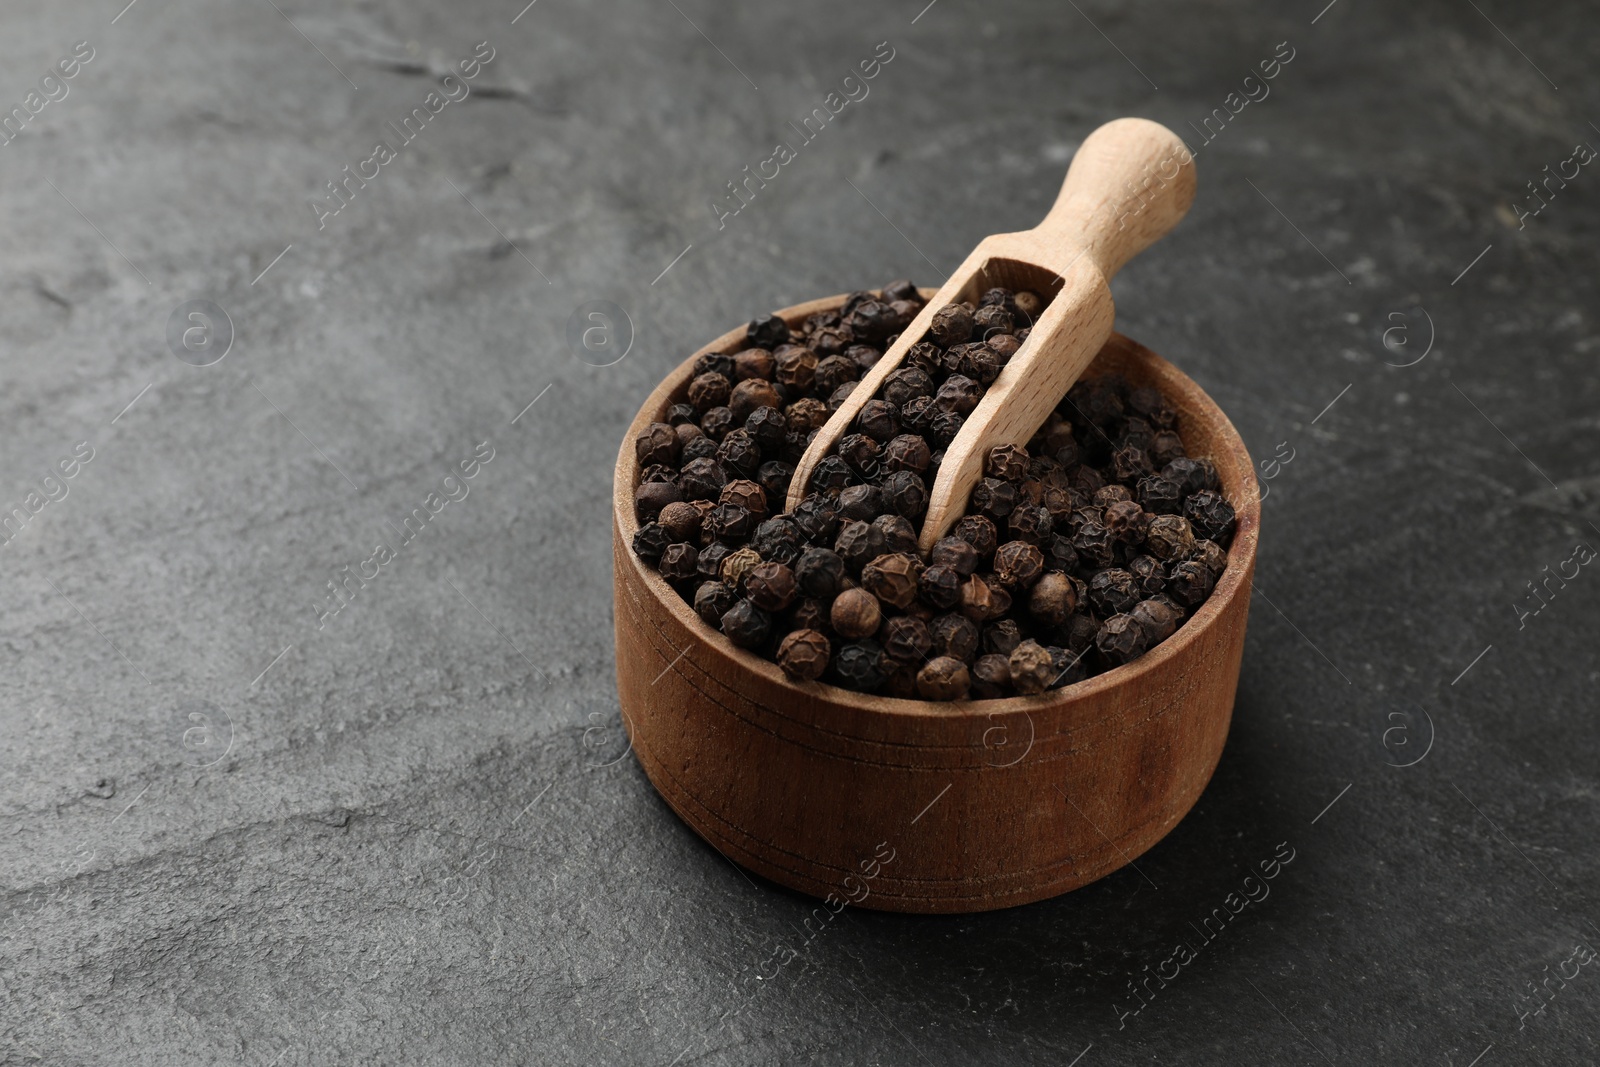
[719, 479, 767, 517]
[862, 552, 924, 610]
[1184, 489, 1236, 544]
[694, 580, 738, 627]
[1146, 514, 1197, 561]
[836, 433, 881, 476]
[1089, 569, 1140, 616]
[928, 303, 974, 347]
[930, 613, 980, 662]
[835, 520, 886, 574]
[872, 514, 920, 555]
[993, 541, 1045, 589]
[795, 547, 847, 600]
[792, 493, 840, 544]
[632, 522, 671, 564]
[665, 401, 697, 426]
[883, 434, 932, 474]
[1008, 505, 1053, 546]
[959, 573, 1010, 622]
[706, 502, 756, 543]
[1161, 457, 1207, 497]
[1130, 598, 1181, 644]
[678, 457, 729, 501]
[733, 348, 775, 383]
[1166, 559, 1216, 607]
[696, 542, 733, 581]
[1095, 614, 1148, 666]
[917, 657, 971, 700]
[881, 367, 934, 408]
[719, 546, 763, 588]
[855, 399, 901, 442]
[1009, 640, 1055, 695]
[776, 629, 831, 680]
[687, 372, 732, 414]
[1071, 521, 1117, 569]
[882, 470, 929, 520]
[918, 562, 964, 610]
[744, 561, 799, 612]
[1128, 554, 1166, 596]
[1190, 539, 1229, 578]
[954, 515, 999, 558]
[657, 500, 703, 542]
[751, 516, 802, 565]
[681, 436, 719, 464]
[785, 397, 829, 433]
[659, 543, 699, 584]
[755, 460, 793, 500]
[813, 354, 858, 395]
[747, 314, 790, 349]
[634, 480, 682, 522]
[774, 346, 817, 390]
[831, 587, 882, 640]
[985, 443, 1029, 482]
[930, 536, 980, 576]
[898, 395, 935, 431]
[1137, 474, 1183, 515]
[635, 422, 680, 466]
[1103, 500, 1148, 544]
[833, 641, 887, 691]
[811, 455, 857, 492]
[717, 429, 761, 478]
[972, 304, 1014, 338]
[838, 484, 885, 521]
[789, 597, 830, 633]
[970, 653, 1012, 698]
[1028, 571, 1078, 626]
[882, 615, 934, 663]
[981, 618, 1023, 658]
[928, 410, 965, 449]
[933, 375, 982, 416]
[971, 478, 1018, 521]
[720, 599, 772, 649]
[728, 379, 781, 422]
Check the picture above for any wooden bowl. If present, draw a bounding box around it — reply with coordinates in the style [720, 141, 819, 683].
[613, 293, 1259, 914]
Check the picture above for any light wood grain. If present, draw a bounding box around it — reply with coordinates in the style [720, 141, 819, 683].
[614, 292, 1257, 913]
[781, 118, 1197, 555]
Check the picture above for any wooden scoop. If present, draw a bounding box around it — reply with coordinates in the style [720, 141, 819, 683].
[786, 117, 1197, 554]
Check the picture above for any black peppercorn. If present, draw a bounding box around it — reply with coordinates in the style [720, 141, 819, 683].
[1008, 505, 1053, 546]
[836, 433, 882, 476]
[792, 493, 840, 544]
[634, 479, 682, 522]
[931, 536, 980, 576]
[919, 562, 964, 610]
[1166, 559, 1216, 607]
[954, 515, 999, 558]
[694, 580, 738, 626]
[776, 629, 830, 680]
[1095, 614, 1148, 665]
[785, 397, 829, 434]
[971, 478, 1018, 521]
[883, 434, 932, 474]
[733, 348, 775, 382]
[658, 542, 700, 585]
[854, 399, 900, 443]
[658, 500, 702, 542]
[969, 653, 1011, 698]
[959, 573, 1011, 622]
[1146, 515, 1197, 561]
[881, 367, 934, 408]
[728, 379, 781, 422]
[1130, 598, 1180, 644]
[1128, 554, 1166, 596]
[1028, 571, 1078, 625]
[833, 641, 887, 691]
[837, 483, 884, 522]
[719, 546, 763, 589]
[933, 374, 982, 416]
[789, 597, 830, 633]
[813, 354, 859, 395]
[831, 588, 883, 641]
[705, 502, 755, 543]
[678, 457, 729, 501]
[632, 522, 671, 564]
[681, 436, 719, 464]
[835, 520, 886, 574]
[1137, 475, 1183, 516]
[930, 613, 980, 662]
[795, 547, 848, 600]
[982, 618, 1023, 657]
[1103, 500, 1149, 544]
[898, 395, 935, 431]
[928, 411, 965, 449]
[751, 516, 803, 565]
[862, 552, 924, 610]
[1161, 458, 1207, 497]
[755, 460, 793, 500]
[1009, 640, 1054, 695]
[1071, 520, 1117, 569]
[720, 599, 772, 649]
[993, 541, 1045, 589]
[883, 615, 934, 663]
[928, 303, 974, 347]
[635, 422, 680, 466]
[696, 541, 733, 581]
[972, 304, 1014, 338]
[1089, 568, 1140, 616]
[872, 514, 920, 555]
[744, 561, 799, 612]
[985, 444, 1029, 483]
[687, 372, 732, 414]
[881, 470, 929, 520]
[1184, 490, 1236, 544]
[917, 657, 970, 700]
[1190, 539, 1228, 578]
[747, 314, 790, 349]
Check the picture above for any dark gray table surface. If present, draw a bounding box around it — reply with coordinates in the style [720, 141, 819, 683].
[4, 0, 1597, 1063]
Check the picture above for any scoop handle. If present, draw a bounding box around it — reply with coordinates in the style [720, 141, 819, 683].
[1031, 117, 1196, 279]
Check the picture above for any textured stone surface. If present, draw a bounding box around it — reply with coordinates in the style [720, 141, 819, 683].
[2, 1, 1597, 1064]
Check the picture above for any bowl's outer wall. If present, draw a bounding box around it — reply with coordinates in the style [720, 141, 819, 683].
[612, 294, 1259, 913]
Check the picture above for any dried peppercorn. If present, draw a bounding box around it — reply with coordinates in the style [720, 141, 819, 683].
[719, 546, 763, 588]
[785, 397, 829, 433]
[1161, 458, 1207, 497]
[733, 348, 776, 382]
[687, 372, 732, 414]
[862, 552, 924, 610]
[1190, 539, 1228, 578]
[1128, 554, 1166, 596]
[678, 457, 729, 501]
[971, 478, 1018, 521]
[985, 444, 1029, 483]
[755, 460, 793, 500]
[1009, 640, 1055, 695]
[982, 618, 1023, 658]
[831, 587, 882, 640]
[1103, 500, 1148, 544]
[877, 434, 929, 475]
[665, 402, 698, 426]
[696, 542, 733, 581]
[959, 573, 1011, 622]
[789, 597, 830, 633]
[636, 422, 680, 466]
[1137, 475, 1183, 515]
[706, 502, 755, 543]
[1072, 520, 1117, 569]
[898, 395, 935, 431]
[917, 657, 970, 700]
[907, 341, 944, 375]
[719, 479, 767, 516]
[1044, 533, 1079, 573]
[812, 325, 854, 358]
[933, 375, 983, 416]
[854, 399, 901, 442]
[881, 367, 934, 408]
[747, 314, 790, 349]
[694, 580, 738, 626]
[1130, 598, 1180, 644]
[930, 613, 980, 662]
[1184, 490, 1236, 544]
[1150, 430, 1185, 467]
[1089, 569, 1140, 616]
[835, 520, 886, 574]
[634, 480, 682, 522]
[833, 641, 887, 691]
[993, 541, 1045, 589]
[1146, 515, 1197, 561]
[811, 456, 857, 493]
[632, 522, 671, 564]
[1028, 571, 1077, 625]
[1166, 559, 1216, 607]
[872, 514, 919, 555]
[773, 346, 817, 390]
[744, 562, 799, 612]
[681, 436, 719, 464]
[729, 379, 781, 422]
[813, 354, 859, 395]
[777, 629, 830, 680]
[928, 303, 974, 347]
[928, 411, 965, 449]
[883, 615, 934, 663]
[1095, 614, 1148, 665]
[918, 562, 964, 610]
[930, 536, 980, 576]
[720, 599, 771, 649]
[795, 547, 848, 600]
[700, 406, 736, 442]
[658, 543, 699, 584]
[836, 433, 881, 476]
[1013, 290, 1044, 321]
[843, 299, 898, 342]
[792, 493, 840, 544]
[1008, 505, 1053, 546]
[657, 500, 703, 541]
[972, 304, 1014, 338]
[716, 429, 761, 478]
[954, 515, 999, 558]
[746, 515, 798, 564]
[1048, 646, 1086, 689]
[882, 471, 929, 520]
[838, 484, 885, 521]
[970, 653, 1011, 698]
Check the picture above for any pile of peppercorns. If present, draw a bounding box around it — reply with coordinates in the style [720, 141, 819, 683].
[630, 280, 1235, 701]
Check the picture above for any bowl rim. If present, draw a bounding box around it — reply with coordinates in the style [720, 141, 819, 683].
[614, 289, 1260, 722]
